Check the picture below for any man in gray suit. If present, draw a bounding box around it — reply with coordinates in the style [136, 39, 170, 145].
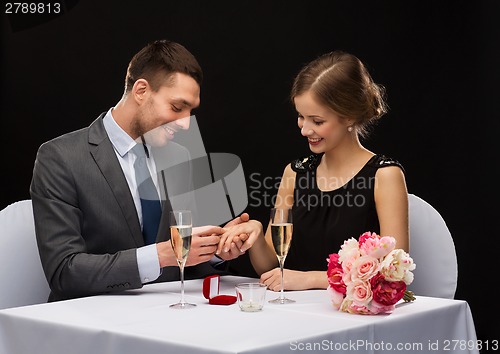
[30, 40, 246, 302]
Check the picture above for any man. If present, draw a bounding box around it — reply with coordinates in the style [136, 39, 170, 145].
[30, 40, 246, 302]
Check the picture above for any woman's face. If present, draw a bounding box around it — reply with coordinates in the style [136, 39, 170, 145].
[294, 90, 351, 154]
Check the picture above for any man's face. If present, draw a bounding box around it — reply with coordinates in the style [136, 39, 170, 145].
[133, 72, 200, 143]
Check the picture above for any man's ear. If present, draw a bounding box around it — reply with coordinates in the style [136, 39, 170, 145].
[132, 79, 149, 104]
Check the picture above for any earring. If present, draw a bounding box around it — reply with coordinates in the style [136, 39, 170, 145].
[348, 126, 353, 132]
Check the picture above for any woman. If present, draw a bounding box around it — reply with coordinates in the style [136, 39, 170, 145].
[219, 51, 409, 291]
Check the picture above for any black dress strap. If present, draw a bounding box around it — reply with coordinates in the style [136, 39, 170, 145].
[366, 154, 405, 174]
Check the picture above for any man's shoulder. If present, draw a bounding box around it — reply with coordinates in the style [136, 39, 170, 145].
[38, 126, 88, 155]
[39, 113, 105, 150]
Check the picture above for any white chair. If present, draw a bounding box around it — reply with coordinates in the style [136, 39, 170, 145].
[408, 194, 458, 299]
[0, 200, 50, 309]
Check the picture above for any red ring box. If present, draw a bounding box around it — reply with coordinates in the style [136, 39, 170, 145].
[203, 275, 237, 305]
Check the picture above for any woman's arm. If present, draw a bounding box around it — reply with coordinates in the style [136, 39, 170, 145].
[261, 269, 328, 291]
[247, 163, 297, 274]
[374, 166, 409, 252]
[218, 164, 297, 274]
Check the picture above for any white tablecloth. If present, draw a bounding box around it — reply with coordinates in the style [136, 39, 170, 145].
[0, 276, 478, 354]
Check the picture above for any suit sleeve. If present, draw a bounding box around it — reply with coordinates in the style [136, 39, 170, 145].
[30, 140, 143, 301]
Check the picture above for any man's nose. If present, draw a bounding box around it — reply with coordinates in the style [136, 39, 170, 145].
[175, 116, 191, 130]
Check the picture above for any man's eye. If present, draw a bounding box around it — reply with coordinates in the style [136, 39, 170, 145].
[172, 105, 182, 113]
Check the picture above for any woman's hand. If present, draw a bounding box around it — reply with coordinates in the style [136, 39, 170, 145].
[260, 268, 328, 291]
[216, 220, 264, 257]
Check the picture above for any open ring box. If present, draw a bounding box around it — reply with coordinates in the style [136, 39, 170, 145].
[203, 275, 237, 305]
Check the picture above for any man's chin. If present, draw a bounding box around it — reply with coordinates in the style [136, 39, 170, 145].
[143, 129, 173, 147]
[150, 136, 171, 147]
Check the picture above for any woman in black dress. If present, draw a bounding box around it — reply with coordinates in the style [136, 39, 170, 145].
[219, 51, 409, 291]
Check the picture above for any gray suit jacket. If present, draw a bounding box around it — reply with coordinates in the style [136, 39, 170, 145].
[30, 113, 220, 302]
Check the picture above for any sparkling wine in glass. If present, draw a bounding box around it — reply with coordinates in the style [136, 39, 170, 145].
[268, 208, 295, 304]
[169, 210, 196, 309]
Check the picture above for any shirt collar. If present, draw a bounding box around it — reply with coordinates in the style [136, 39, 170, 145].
[102, 108, 137, 157]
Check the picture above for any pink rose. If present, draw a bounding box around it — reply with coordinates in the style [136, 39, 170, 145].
[370, 273, 406, 306]
[350, 255, 380, 282]
[346, 279, 373, 306]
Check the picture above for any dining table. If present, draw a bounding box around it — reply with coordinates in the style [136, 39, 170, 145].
[0, 275, 479, 354]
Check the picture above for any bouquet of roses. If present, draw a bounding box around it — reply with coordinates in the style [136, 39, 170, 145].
[326, 231, 416, 315]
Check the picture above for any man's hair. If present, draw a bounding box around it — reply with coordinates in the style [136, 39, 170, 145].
[125, 39, 203, 93]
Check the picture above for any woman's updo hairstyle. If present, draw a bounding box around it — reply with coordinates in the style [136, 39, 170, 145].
[291, 51, 387, 139]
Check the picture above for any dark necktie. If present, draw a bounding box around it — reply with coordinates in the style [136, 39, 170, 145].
[132, 143, 161, 245]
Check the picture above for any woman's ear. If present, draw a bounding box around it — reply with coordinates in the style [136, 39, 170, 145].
[343, 117, 355, 127]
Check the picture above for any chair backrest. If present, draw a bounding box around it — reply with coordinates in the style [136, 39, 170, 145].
[408, 194, 458, 299]
[0, 200, 50, 309]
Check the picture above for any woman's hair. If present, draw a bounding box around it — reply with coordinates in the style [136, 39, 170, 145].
[291, 51, 387, 138]
[125, 39, 203, 93]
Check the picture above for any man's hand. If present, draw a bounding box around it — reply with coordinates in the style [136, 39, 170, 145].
[156, 226, 223, 268]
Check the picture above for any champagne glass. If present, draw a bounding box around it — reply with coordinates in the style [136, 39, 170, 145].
[268, 207, 295, 304]
[169, 210, 196, 309]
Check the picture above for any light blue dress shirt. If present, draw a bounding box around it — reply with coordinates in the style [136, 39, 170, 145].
[102, 108, 160, 284]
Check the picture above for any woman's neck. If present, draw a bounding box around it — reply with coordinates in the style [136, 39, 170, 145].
[320, 137, 372, 174]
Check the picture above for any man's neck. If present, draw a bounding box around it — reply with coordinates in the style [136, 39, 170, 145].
[112, 96, 138, 139]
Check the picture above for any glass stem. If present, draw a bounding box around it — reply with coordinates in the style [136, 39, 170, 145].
[279, 256, 285, 299]
[179, 261, 185, 304]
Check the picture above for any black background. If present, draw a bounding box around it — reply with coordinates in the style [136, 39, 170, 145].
[2, 0, 499, 349]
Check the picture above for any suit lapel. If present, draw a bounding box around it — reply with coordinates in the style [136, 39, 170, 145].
[88, 114, 144, 247]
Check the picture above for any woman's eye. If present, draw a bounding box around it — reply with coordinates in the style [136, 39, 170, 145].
[314, 121, 324, 126]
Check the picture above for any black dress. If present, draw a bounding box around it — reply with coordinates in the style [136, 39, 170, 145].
[285, 153, 404, 272]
